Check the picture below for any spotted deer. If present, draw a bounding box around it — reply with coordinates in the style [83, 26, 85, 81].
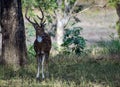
[25, 7, 51, 80]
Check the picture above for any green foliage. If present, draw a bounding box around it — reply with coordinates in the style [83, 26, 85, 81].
[22, 0, 38, 8]
[108, 0, 120, 7]
[22, 0, 57, 11]
[22, 0, 78, 12]
[62, 27, 86, 55]
[27, 45, 35, 57]
[27, 24, 35, 36]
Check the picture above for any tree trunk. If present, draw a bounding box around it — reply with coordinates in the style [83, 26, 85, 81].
[56, 19, 64, 51]
[116, 3, 120, 38]
[55, 9, 69, 51]
[0, 0, 27, 68]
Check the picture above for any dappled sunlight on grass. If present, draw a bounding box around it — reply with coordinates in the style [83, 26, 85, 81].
[0, 54, 120, 87]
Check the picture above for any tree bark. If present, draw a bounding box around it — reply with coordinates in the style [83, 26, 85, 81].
[56, 19, 64, 51]
[0, 0, 27, 68]
[54, 0, 79, 51]
[55, 9, 70, 51]
[116, 3, 120, 38]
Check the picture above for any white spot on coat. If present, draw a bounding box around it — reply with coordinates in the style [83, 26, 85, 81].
[37, 36, 42, 42]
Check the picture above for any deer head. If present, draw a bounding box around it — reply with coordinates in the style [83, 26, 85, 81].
[25, 7, 46, 36]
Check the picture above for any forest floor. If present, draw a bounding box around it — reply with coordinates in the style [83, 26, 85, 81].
[0, 54, 120, 87]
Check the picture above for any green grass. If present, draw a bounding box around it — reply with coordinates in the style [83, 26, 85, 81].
[0, 54, 120, 87]
[95, 38, 120, 58]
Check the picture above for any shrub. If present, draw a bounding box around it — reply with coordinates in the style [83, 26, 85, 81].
[61, 27, 86, 55]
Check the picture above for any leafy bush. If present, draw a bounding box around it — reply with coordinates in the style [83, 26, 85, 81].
[61, 27, 86, 55]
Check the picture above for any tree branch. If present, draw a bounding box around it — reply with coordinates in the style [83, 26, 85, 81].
[62, 0, 79, 28]
[64, 0, 70, 14]
[69, 0, 79, 15]
[72, 3, 108, 17]
[63, 1, 108, 28]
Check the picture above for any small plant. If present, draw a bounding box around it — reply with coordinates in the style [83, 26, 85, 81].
[61, 27, 86, 55]
[27, 44, 35, 57]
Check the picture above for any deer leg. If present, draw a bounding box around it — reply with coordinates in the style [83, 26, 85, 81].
[36, 56, 41, 79]
[45, 53, 49, 78]
[41, 55, 45, 79]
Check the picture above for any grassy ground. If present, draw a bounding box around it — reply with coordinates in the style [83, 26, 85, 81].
[0, 53, 120, 87]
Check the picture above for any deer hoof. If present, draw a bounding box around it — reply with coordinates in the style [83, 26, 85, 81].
[36, 77, 40, 82]
[42, 78, 45, 81]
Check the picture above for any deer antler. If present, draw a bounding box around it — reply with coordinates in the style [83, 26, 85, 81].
[25, 7, 46, 27]
[39, 7, 44, 21]
[25, 8, 40, 26]
[25, 8, 34, 24]
[36, 7, 45, 25]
